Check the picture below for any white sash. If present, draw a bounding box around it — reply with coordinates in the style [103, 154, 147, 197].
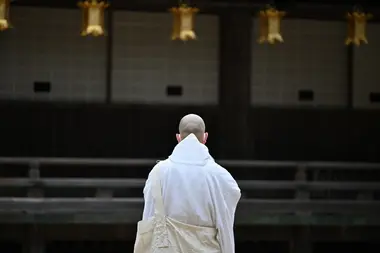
[134, 162, 220, 253]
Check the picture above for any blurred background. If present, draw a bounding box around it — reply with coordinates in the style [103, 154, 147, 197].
[0, 0, 379, 252]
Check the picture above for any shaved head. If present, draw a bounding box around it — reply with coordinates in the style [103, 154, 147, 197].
[178, 114, 206, 142]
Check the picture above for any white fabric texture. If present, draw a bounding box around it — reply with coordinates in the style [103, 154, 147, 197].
[138, 134, 241, 253]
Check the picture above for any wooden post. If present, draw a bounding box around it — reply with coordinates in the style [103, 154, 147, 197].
[24, 163, 45, 253]
[290, 164, 312, 253]
[295, 164, 310, 215]
[218, 9, 252, 159]
[28, 162, 43, 198]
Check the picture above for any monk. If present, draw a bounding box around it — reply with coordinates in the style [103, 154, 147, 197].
[134, 114, 241, 253]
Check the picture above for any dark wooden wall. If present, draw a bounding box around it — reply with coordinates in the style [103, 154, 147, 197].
[1, 101, 379, 162]
[0, 6, 379, 163]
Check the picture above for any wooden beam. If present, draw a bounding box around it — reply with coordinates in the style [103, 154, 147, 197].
[306, 161, 380, 170]
[0, 198, 379, 214]
[0, 157, 379, 170]
[0, 212, 379, 226]
[3, 225, 380, 242]
[0, 178, 146, 188]
[237, 214, 380, 226]
[238, 199, 380, 214]
[1, 178, 379, 191]
[0, 157, 158, 166]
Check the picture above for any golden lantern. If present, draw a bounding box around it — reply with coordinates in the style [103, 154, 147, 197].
[258, 6, 285, 44]
[78, 0, 109, 36]
[0, 0, 10, 31]
[169, 7, 181, 40]
[169, 5, 199, 41]
[345, 10, 372, 46]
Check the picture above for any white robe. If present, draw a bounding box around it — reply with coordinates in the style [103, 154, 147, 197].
[143, 134, 241, 253]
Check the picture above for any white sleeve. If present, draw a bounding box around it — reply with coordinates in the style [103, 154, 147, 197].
[142, 165, 158, 220]
[214, 171, 241, 253]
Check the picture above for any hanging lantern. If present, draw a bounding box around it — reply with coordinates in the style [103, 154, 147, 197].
[258, 6, 285, 44]
[78, 0, 109, 36]
[169, 7, 181, 40]
[0, 0, 10, 31]
[345, 10, 372, 46]
[169, 4, 199, 41]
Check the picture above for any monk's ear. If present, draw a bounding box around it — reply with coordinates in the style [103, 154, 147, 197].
[203, 132, 208, 144]
[176, 134, 181, 143]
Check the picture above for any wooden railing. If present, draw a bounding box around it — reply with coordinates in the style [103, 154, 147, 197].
[0, 157, 379, 225]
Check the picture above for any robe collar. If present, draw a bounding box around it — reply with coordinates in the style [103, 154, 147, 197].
[169, 134, 212, 166]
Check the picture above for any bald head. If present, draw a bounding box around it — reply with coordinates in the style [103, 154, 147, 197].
[178, 114, 206, 142]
